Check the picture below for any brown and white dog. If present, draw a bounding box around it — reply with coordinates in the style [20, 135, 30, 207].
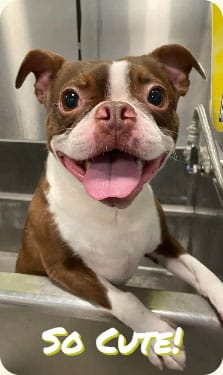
[15, 45, 223, 370]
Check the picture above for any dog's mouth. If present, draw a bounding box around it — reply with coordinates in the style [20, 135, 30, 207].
[57, 150, 165, 204]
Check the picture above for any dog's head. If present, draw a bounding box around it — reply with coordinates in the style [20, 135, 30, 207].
[16, 45, 205, 207]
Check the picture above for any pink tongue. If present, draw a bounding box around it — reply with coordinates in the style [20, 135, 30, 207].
[83, 152, 141, 200]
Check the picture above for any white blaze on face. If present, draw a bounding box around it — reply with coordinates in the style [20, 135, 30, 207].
[108, 60, 174, 160]
[109, 60, 130, 101]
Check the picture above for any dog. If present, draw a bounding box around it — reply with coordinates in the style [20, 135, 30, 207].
[15, 44, 223, 370]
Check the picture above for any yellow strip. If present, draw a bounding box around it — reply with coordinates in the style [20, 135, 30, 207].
[211, 4, 223, 131]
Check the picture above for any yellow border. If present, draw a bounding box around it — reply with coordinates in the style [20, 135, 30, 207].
[211, 3, 223, 131]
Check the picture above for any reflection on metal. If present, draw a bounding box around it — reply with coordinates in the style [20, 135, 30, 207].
[196, 105, 223, 189]
[163, 204, 223, 217]
[185, 104, 223, 207]
[0, 0, 211, 145]
[213, 178, 223, 208]
[0, 192, 32, 202]
[0, 0, 78, 140]
[0, 270, 221, 328]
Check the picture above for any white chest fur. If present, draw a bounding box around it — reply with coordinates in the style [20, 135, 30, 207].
[46, 153, 162, 284]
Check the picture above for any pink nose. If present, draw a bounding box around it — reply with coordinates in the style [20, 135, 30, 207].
[95, 101, 137, 129]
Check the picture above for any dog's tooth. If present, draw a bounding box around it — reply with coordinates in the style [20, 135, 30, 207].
[137, 159, 143, 173]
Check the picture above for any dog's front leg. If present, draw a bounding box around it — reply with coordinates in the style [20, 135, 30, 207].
[149, 243, 223, 322]
[41, 251, 185, 371]
[148, 200, 223, 321]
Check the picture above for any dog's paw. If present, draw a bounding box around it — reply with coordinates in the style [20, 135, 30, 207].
[148, 344, 186, 371]
[148, 325, 186, 371]
[137, 316, 186, 371]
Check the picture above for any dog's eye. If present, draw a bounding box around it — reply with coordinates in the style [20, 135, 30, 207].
[62, 91, 79, 110]
[147, 87, 165, 107]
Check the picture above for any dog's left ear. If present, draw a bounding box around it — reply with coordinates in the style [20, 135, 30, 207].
[151, 44, 206, 96]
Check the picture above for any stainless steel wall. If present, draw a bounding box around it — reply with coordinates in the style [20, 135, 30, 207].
[0, 0, 211, 145]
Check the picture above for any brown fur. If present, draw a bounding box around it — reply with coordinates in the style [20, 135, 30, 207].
[145, 199, 186, 260]
[16, 175, 111, 309]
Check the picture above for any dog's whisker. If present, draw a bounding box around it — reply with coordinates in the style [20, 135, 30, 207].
[160, 127, 178, 137]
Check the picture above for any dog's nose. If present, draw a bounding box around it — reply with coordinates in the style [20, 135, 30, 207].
[95, 101, 137, 129]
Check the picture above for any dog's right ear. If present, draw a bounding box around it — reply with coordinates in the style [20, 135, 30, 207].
[15, 49, 65, 105]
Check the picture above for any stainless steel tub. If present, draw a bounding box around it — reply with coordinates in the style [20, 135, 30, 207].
[0, 143, 222, 375]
